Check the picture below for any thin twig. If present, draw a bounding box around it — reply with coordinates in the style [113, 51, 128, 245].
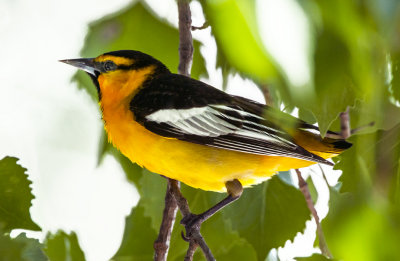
[295, 169, 333, 258]
[170, 179, 190, 216]
[324, 121, 374, 139]
[340, 107, 351, 139]
[155, 1, 216, 260]
[154, 179, 179, 261]
[178, 0, 194, 76]
[259, 83, 275, 107]
[324, 132, 344, 139]
[350, 121, 374, 135]
[195, 234, 215, 261]
[184, 241, 198, 261]
[191, 21, 209, 31]
[318, 165, 330, 187]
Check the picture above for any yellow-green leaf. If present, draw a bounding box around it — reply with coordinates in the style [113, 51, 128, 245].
[0, 157, 41, 232]
[44, 231, 85, 261]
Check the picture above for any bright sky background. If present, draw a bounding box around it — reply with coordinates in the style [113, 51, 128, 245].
[0, 0, 341, 260]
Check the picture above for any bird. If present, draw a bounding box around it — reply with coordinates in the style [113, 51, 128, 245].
[60, 50, 351, 227]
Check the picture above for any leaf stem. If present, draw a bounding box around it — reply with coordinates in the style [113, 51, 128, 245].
[295, 169, 333, 258]
[191, 21, 209, 31]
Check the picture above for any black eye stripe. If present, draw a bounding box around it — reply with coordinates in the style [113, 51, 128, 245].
[95, 58, 164, 72]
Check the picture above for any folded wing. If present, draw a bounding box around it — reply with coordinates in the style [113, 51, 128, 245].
[130, 74, 333, 165]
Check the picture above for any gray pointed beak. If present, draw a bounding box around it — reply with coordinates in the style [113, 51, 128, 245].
[59, 58, 97, 76]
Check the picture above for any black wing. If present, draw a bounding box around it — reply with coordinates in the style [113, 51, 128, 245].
[130, 74, 332, 165]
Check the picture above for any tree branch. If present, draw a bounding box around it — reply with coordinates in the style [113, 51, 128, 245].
[178, 0, 194, 76]
[155, 1, 215, 260]
[295, 169, 333, 258]
[154, 179, 179, 261]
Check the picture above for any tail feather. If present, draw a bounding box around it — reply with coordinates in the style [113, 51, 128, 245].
[294, 131, 352, 160]
[331, 139, 353, 150]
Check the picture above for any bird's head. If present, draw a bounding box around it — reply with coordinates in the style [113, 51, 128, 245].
[60, 50, 170, 100]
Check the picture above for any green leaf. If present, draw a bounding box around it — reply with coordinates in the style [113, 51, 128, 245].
[0, 229, 47, 261]
[310, 29, 358, 135]
[44, 231, 85, 261]
[0, 157, 41, 232]
[336, 124, 400, 222]
[19, 233, 48, 261]
[322, 124, 400, 261]
[193, 214, 257, 261]
[113, 150, 143, 190]
[295, 0, 394, 135]
[306, 177, 318, 203]
[364, 1, 400, 104]
[138, 170, 166, 232]
[75, 0, 207, 101]
[322, 187, 400, 261]
[223, 176, 311, 260]
[295, 254, 333, 261]
[200, 0, 285, 86]
[298, 108, 317, 125]
[97, 129, 112, 166]
[336, 124, 400, 195]
[390, 53, 400, 104]
[112, 203, 158, 261]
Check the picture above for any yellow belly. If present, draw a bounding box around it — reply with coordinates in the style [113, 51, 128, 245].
[102, 104, 333, 192]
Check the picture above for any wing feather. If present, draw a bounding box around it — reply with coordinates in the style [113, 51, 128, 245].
[144, 105, 331, 165]
[130, 73, 333, 165]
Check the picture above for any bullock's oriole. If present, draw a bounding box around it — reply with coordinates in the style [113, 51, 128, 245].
[61, 50, 351, 221]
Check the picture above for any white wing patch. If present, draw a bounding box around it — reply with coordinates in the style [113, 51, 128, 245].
[146, 107, 236, 137]
[299, 127, 321, 135]
[145, 105, 295, 147]
[143, 105, 334, 164]
[146, 107, 208, 122]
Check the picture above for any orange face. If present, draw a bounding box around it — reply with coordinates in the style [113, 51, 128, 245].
[93, 54, 156, 107]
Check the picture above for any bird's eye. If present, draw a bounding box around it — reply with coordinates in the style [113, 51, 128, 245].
[103, 60, 116, 72]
